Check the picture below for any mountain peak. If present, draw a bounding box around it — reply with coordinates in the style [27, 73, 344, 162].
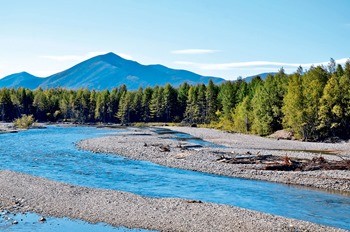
[0, 53, 225, 90]
[17, 71, 34, 77]
[100, 52, 118, 58]
[95, 52, 128, 65]
[98, 52, 124, 60]
[0, 71, 43, 89]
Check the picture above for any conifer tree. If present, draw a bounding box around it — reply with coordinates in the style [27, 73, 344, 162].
[205, 80, 219, 123]
[282, 73, 304, 138]
[231, 96, 251, 133]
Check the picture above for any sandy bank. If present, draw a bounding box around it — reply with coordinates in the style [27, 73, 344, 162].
[0, 170, 344, 232]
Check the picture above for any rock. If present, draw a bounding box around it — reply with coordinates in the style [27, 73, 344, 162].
[268, 130, 293, 140]
[186, 200, 202, 203]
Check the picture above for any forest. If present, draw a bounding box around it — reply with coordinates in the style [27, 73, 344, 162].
[0, 59, 349, 141]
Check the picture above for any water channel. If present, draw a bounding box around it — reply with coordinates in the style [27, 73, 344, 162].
[0, 126, 349, 230]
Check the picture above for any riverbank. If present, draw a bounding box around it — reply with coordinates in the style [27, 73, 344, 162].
[0, 122, 47, 133]
[0, 122, 18, 133]
[0, 170, 345, 232]
[78, 126, 350, 193]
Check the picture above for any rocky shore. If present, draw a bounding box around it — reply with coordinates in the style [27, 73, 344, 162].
[0, 171, 345, 232]
[0, 123, 19, 133]
[77, 126, 350, 193]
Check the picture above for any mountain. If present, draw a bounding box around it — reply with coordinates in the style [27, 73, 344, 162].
[0, 53, 225, 90]
[243, 72, 276, 82]
[0, 72, 44, 89]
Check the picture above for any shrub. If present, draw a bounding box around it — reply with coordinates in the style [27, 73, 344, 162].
[13, 115, 35, 129]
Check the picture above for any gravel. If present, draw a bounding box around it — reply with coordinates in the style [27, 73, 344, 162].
[77, 127, 350, 193]
[0, 170, 345, 232]
[165, 126, 350, 153]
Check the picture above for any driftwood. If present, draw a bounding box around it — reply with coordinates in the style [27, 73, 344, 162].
[217, 152, 274, 164]
[216, 153, 350, 171]
[159, 145, 170, 152]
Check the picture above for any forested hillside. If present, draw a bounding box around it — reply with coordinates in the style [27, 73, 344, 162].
[1, 60, 349, 141]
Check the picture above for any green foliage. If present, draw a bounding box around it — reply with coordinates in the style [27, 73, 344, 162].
[13, 114, 34, 129]
[1, 60, 350, 140]
[231, 96, 251, 133]
[282, 73, 304, 139]
[218, 81, 235, 119]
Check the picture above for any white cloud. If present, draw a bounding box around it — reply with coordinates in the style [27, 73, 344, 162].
[117, 53, 133, 60]
[174, 58, 350, 71]
[171, 49, 220, 55]
[40, 51, 133, 62]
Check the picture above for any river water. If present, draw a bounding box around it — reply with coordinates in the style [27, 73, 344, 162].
[0, 126, 349, 230]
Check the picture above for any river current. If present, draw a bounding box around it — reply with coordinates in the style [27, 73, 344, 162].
[0, 126, 349, 230]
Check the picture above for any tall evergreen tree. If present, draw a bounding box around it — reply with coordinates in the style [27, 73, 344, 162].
[0, 89, 14, 121]
[162, 84, 178, 122]
[205, 80, 219, 123]
[282, 73, 304, 139]
[231, 96, 251, 133]
[141, 87, 153, 122]
[301, 66, 329, 140]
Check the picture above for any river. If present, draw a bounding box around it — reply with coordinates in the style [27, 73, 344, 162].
[0, 126, 349, 230]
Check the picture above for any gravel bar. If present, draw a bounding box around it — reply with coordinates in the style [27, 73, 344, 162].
[77, 127, 350, 193]
[0, 170, 345, 232]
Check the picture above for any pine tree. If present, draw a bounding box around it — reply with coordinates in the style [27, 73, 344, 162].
[117, 91, 133, 124]
[318, 74, 342, 137]
[205, 80, 219, 123]
[231, 96, 251, 133]
[197, 84, 207, 123]
[95, 90, 110, 122]
[282, 73, 304, 139]
[0, 89, 14, 121]
[184, 86, 199, 124]
[149, 86, 165, 121]
[301, 66, 329, 140]
[130, 87, 143, 122]
[177, 82, 190, 121]
[251, 71, 287, 135]
[141, 87, 153, 122]
[218, 81, 235, 119]
[162, 84, 178, 122]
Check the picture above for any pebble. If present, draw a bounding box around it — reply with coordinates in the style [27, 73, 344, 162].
[77, 126, 350, 193]
[0, 170, 345, 232]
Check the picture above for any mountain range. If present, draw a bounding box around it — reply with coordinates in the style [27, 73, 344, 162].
[242, 72, 276, 82]
[0, 53, 225, 90]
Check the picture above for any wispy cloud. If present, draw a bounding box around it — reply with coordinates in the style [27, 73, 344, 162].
[171, 49, 220, 55]
[40, 51, 133, 62]
[174, 58, 349, 71]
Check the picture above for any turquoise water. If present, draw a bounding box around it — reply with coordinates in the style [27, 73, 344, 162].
[0, 126, 349, 230]
[0, 211, 150, 232]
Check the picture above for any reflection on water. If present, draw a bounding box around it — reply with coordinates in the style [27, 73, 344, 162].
[0, 126, 349, 230]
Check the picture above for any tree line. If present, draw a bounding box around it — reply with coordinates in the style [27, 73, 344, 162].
[1, 59, 350, 141]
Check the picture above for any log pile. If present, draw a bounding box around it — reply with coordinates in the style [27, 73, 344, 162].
[216, 153, 350, 171]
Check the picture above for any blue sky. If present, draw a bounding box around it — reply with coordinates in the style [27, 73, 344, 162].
[0, 0, 350, 80]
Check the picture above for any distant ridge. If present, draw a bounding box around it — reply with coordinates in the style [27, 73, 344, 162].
[0, 72, 44, 89]
[0, 52, 225, 90]
[242, 72, 277, 82]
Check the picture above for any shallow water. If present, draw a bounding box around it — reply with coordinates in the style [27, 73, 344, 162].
[0, 211, 150, 232]
[0, 126, 350, 230]
[152, 127, 225, 148]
